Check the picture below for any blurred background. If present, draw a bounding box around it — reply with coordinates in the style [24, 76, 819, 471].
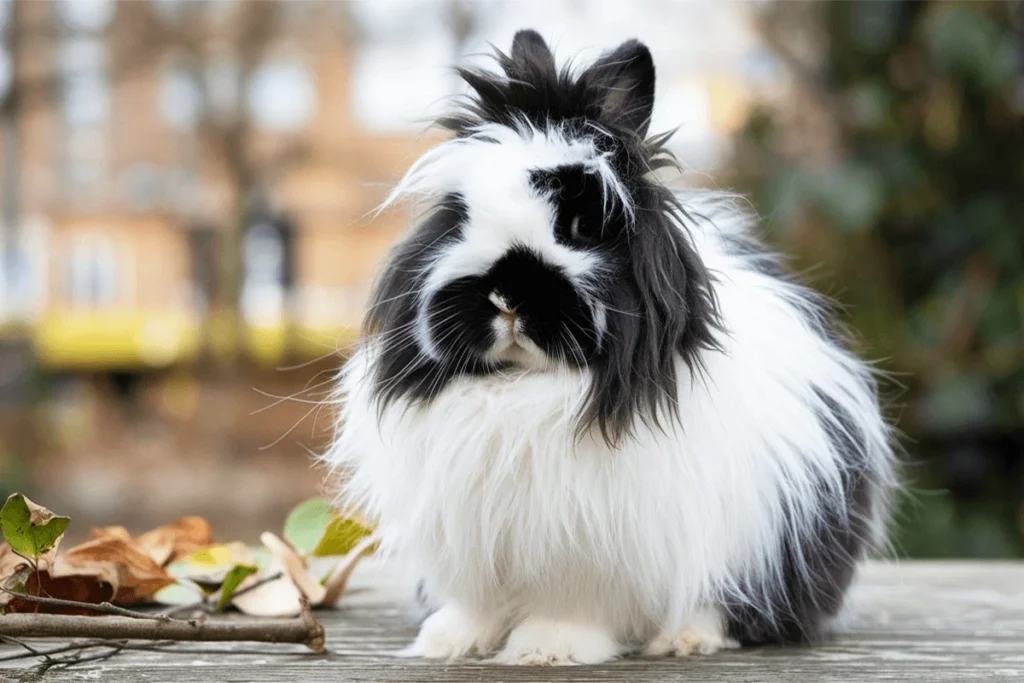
[0, 0, 1020, 556]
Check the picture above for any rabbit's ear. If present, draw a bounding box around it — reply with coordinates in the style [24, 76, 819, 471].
[510, 29, 556, 75]
[585, 39, 655, 138]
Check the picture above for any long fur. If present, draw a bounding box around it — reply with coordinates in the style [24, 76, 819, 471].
[323, 30, 896, 660]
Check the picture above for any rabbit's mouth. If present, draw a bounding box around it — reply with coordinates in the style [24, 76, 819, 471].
[482, 290, 563, 372]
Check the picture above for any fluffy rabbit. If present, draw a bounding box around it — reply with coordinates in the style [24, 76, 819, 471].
[324, 30, 896, 665]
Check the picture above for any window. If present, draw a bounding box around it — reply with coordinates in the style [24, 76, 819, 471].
[65, 236, 118, 308]
[160, 60, 203, 131]
[241, 218, 294, 325]
[56, 0, 115, 32]
[120, 163, 166, 211]
[247, 59, 316, 131]
[0, 218, 49, 321]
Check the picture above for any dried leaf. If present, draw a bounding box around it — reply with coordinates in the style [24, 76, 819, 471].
[321, 534, 379, 606]
[0, 494, 70, 564]
[4, 571, 115, 614]
[89, 518, 214, 567]
[260, 531, 325, 604]
[231, 556, 303, 617]
[0, 544, 31, 609]
[0, 541, 29, 579]
[88, 526, 133, 543]
[135, 517, 214, 566]
[55, 536, 174, 604]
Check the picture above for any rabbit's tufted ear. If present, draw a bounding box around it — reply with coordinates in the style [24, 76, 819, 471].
[585, 39, 656, 138]
[510, 29, 556, 75]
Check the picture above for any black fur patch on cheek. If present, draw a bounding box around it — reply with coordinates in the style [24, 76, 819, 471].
[365, 194, 499, 407]
[426, 276, 498, 358]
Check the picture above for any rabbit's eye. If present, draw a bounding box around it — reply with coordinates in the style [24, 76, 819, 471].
[568, 215, 598, 244]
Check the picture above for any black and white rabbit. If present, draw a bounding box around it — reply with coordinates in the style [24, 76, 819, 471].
[324, 30, 896, 665]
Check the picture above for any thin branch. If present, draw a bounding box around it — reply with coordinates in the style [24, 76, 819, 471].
[1, 588, 171, 622]
[0, 599, 325, 653]
[0, 638, 131, 663]
[0, 634, 45, 657]
[36, 642, 127, 675]
[229, 571, 285, 602]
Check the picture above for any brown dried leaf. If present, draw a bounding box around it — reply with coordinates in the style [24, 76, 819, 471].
[135, 517, 214, 566]
[55, 536, 174, 604]
[88, 517, 214, 567]
[0, 541, 28, 578]
[3, 571, 115, 614]
[0, 542, 31, 608]
[88, 526, 133, 542]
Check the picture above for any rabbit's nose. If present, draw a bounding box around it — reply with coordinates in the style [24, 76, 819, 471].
[488, 291, 518, 337]
[488, 291, 514, 315]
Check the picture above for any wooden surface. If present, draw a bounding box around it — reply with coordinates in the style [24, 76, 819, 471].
[2, 561, 1023, 682]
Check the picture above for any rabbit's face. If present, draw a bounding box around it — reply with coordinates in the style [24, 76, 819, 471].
[413, 125, 631, 372]
[365, 30, 721, 443]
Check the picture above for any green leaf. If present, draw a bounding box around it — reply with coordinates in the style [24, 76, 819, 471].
[0, 494, 70, 562]
[217, 565, 258, 611]
[313, 516, 374, 558]
[283, 498, 332, 556]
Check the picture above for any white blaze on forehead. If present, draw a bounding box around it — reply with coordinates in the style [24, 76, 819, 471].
[392, 121, 619, 325]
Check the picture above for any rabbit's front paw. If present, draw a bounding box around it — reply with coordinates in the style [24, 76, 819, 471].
[492, 617, 620, 665]
[645, 608, 740, 656]
[398, 604, 497, 660]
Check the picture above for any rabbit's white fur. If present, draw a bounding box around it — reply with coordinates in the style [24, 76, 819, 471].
[324, 174, 894, 662]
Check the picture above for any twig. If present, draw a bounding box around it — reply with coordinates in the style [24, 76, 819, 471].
[37, 643, 127, 674]
[1, 587, 171, 622]
[0, 608, 325, 653]
[0, 634, 44, 657]
[230, 571, 285, 601]
[0, 638, 125, 663]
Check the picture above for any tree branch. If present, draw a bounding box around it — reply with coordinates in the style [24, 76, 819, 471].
[0, 599, 325, 653]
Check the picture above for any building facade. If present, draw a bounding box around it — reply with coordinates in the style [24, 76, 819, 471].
[1, 0, 435, 370]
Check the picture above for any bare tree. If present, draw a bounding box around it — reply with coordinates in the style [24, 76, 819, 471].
[146, 0, 311, 363]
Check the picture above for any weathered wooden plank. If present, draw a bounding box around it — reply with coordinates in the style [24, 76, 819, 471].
[2, 561, 1023, 682]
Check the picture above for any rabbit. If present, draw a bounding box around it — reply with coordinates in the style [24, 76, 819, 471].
[323, 29, 897, 666]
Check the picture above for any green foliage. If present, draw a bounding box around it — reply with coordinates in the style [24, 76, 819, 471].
[284, 498, 333, 556]
[313, 517, 375, 558]
[284, 497, 373, 557]
[0, 493, 70, 562]
[733, 1, 1024, 556]
[217, 565, 258, 611]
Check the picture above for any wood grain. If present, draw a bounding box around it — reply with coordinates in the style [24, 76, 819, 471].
[2, 561, 1023, 682]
